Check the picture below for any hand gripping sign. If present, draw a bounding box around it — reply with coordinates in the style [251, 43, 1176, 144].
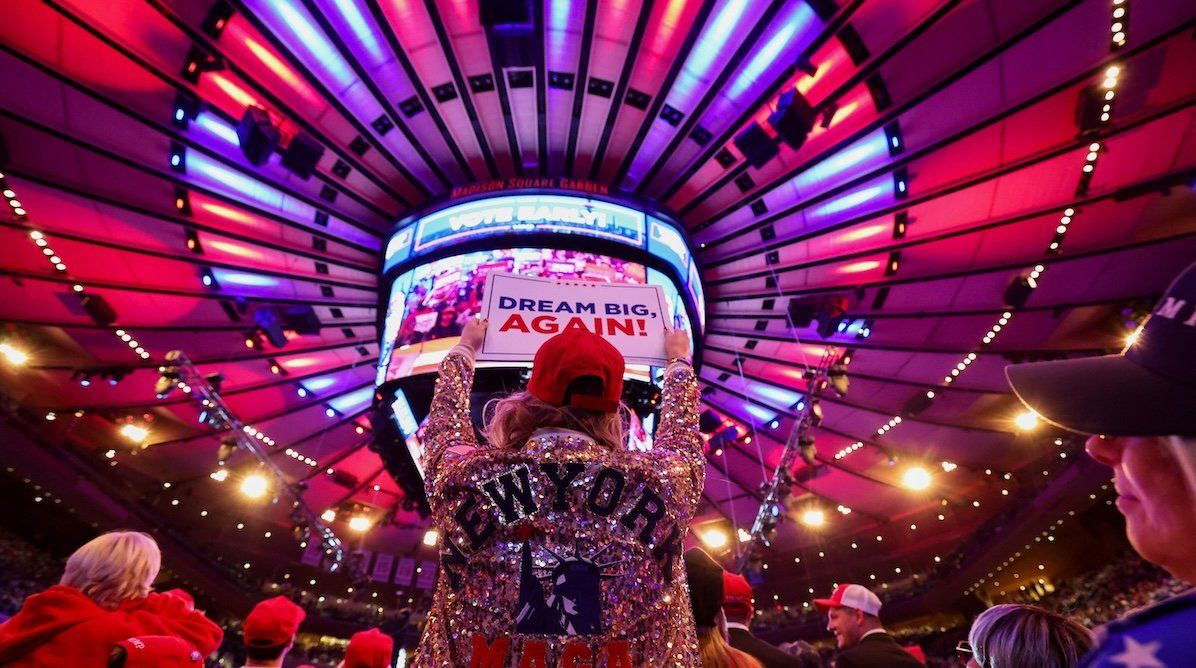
[479, 272, 669, 366]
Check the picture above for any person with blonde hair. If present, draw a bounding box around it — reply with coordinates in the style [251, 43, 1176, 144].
[964, 604, 1093, 668]
[413, 319, 705, 665]
[0, 530, 222, 665]
[1005, 261, 1196, 666]
[684, 548, 763, 668]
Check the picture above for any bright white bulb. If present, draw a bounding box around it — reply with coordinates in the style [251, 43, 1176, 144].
[801, 509, 826, 527]
[1015, 411, 1040, 431]
[120, 423, 149, 443]
[902, 467, 932, 490]
[240, 474, 269, 499]
[700, 528, 728, 548]
[321, 509, 337, 522]
[348, 516, 372, 532]
[423, 529, 440, 546]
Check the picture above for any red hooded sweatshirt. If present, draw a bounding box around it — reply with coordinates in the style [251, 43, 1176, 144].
[0, 585, 223, 667]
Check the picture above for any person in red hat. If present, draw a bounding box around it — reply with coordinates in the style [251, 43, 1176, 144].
[338, 627, 394, 668]
[721, 571, 801, 668]
[0, 531, 222, 666]
[413, 317, 703, 666]
[108, 635, 204, 667]
[239, 596, 306, 667]
[813, 583, 922, 667]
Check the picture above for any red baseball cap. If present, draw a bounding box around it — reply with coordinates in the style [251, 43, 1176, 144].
[813, 584, 882, 617]
[243, 596, 306, 648]
[343, 628, 394, 668]
[721, 571, 755, 618]
[528, 330, 624, 413]
[114, 636, 203, 667]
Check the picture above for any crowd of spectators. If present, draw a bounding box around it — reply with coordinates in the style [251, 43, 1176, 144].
[1011, 550, 1190, 628]
[0, 528, 62, 622]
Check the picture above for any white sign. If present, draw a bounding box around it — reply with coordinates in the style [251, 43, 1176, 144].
[479, 273, 669, 366]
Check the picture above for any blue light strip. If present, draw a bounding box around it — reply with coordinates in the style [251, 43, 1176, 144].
[329, 386, 375, 413]
[724, 3, 814, 101]
[327, 0, 387, 66]
[242, 0, 356, 93]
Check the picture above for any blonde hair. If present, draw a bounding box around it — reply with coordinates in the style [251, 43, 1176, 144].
[483, 391, 629, 451]
[968, 604, 1093, 668]
[697, 627, 763, 668]
[61, 531, 161, 610]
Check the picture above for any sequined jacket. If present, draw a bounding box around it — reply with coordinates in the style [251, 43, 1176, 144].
[412, 348, 705, 667]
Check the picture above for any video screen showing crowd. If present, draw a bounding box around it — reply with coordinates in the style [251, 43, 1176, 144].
[1, 264, 1194, 666]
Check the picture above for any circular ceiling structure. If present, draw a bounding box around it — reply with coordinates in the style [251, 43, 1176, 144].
[0, 0, 1194, 627]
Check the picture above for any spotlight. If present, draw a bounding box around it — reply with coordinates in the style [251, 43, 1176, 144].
[80, 373, 93, 387]
[217, 437, 238, 464]
[769, 419, 780, 430]
[201, 0, 233, 37]
[801, 508, 826, 527]
[268, 358, 288, 376]
[885, 251, 901, 276]
[169, 142, 186, 173]
[120, 423, 149, 443]
[827, 365, 849, 397]
[172, 90, 201, 128]
[799, 435, 817, 465]
[173, 186, 192, 216]
[1015, 410, 1039, 431]
[1004, 275, 1036, 309]
[185, 228, 203, 254]
[348, 516, 372, 532]
[0, 343, 29, 365]
[181, 46, 223, 83]
[325, 406, 339, 418]
[200, 267, 220, 290]
[243, 329, 264, 349]
[296, 384, 310, 398]
[901, 466, 932, 491]
[321, 509, 337, 522]
[699, 528, 728, 549]
[855, 320, 873, 339]
[423, 529, 440, 546]
[893, 167, 909, 199]
[210, 468, 229, 482]
[240, 473, 269, 499]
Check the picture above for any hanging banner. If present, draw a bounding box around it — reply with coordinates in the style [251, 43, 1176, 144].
[415, 560, 437, 589]
[371, 553, 395, 582]
[395, 557, 416, 586]
[479, 273, 669, 366]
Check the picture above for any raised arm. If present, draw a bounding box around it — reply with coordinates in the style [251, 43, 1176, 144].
[653, 329, 704, 500]
[423, 318, 486, 487]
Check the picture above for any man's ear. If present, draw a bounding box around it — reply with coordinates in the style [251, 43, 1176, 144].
[854, 608, 866, 625]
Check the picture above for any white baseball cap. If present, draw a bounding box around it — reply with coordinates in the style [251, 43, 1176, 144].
[813, 583, 882, 617]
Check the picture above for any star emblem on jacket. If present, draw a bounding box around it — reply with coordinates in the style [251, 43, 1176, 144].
[1108, 636, 1166, 668]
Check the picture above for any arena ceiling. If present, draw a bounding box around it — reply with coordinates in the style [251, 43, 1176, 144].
[0, 0, 1194, 616]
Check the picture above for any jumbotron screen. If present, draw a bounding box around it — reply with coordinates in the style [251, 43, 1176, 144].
[372, 189, 704, 515]
[376, 248, 694, 384]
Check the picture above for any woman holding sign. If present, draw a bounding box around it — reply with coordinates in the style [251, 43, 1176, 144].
[413, 317, 704, 667]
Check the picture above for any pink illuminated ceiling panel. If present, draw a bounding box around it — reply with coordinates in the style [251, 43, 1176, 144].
[310, 0, 469, 184]
[379, 0, 491, 178]
[683, 86, 880, 225]
[542, 0, 587, 175]
[216, 18, 422, 202]
[590, 0, 704, 182]
[437, 3, 518, 176]
[570, 0, 646, 178]
[641, 15, 837, 193]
